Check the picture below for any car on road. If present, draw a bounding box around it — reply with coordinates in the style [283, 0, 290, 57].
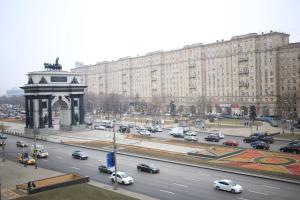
[223, 140, 239, 146]
[0, 135, 7, 139]
[210, 130, 224, 139]
[17, 153, 35, 165]
[184, 135, 198, 142]
[243, 135, 274, 144]
[214, 179, 243, 193]
[72, 151, 88, 160]
[154, 127, 163, 132]
[16, 140, 28, 147]
[98, 165, 114, 174]
[137, 163, 160, 174]
[94, 125, 106, 130]
[279, 142, 300, 154]
[270, 120, 279, 127]
[184, 131, 196, 136]
[139, 130, 151, 136]
[110, 172, 133, 185]
[118, 125, 130, 133]
[204, 134, 221, 142]
[250, 141, 270, 150]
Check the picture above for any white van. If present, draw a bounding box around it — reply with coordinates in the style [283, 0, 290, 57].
[31, 144, 49, 158]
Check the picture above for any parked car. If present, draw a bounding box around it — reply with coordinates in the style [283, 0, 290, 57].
[16, 140, 28, 147]
[210, 130, 224, 139]
[279, 142, 300, 154]
[184, 135, 198, 142]
[270, 120, 279, 127]
[243, 135, 274, 144]
[154, 127, 163, 132]
[204, 134, 221, 142]
[214, 179, 243, 193]
[72, 151, 88, 160]
[223, 140, 239, 146]
[98, 165, 114, 174]
[17, 152, 35, 165]
[139, 130, 151, 136]
[184, 131, 196, 136]
[119, 125, 130, 133]
[146, 126, 157, 133]
[110, 172, 133, 185]
[250, 141, 270, 150]
[137, 163, 160, 173]
[94, 125, 106, 130]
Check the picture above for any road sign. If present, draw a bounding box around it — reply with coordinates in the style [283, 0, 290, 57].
[107, 152, 115, 168]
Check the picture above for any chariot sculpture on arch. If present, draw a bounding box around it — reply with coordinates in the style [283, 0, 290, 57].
[44, 57, 62, 71]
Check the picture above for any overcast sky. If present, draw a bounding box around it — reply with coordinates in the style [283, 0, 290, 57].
[0, 0, 300, 95]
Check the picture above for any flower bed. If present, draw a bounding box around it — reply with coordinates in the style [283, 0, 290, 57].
[210, 149, 300, 176]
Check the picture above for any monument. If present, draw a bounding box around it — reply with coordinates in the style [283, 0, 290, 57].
[21, 58, 87, 133]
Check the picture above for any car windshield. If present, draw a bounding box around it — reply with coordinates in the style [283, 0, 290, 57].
[40, 149, 47, 153]
[120, 173, 129, 178]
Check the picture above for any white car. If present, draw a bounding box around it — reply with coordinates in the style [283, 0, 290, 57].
[94, 125, 106, 130]
[184, 131, 196, 136]
[184, 135, 198, 142]
[139, 130, 151, 136]
[211, 130, 224, 139]
[110, 172, 133, 185]
[214, 180, 242, 193]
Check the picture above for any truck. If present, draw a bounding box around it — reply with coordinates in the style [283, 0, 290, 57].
[169, 127, 184, 138]
[31, 144, 49, 158]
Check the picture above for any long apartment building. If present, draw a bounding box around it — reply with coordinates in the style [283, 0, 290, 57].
[71, 31, 300, 117]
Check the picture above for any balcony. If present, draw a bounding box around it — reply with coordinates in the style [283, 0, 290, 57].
[239, 81, 249, 88]
[238, 57, 249, 63]
[239, 69, 249, 75]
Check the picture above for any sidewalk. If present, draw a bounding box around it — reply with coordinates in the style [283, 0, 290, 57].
[0, 160, 158, 200]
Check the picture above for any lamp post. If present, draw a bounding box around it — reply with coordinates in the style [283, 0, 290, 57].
[113, 122, 117, 190]
[33, 127, 37, 169]
[1, 122, 5, 162]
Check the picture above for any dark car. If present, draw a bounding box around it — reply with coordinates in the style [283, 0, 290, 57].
[119, 125, 130, 133]
[250, 131, 267, 137]
[0, 135, 7, 140]
[243, 135, 274, 144]
[204, 134, 220, 142]
[137, 163, 160, 174]
[72, 151, 88, 160]
[250, 141, 270, 150]
[98, 165, 114, 174]
[279, 142, 300, 154]
[16, 140, 28, 147]
[223, 140, 239, 146]
[146, 126, 157, 133]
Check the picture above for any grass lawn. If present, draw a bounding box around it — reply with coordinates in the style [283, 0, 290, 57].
[275, 133, 300, 140]
[15, 183, 138, 200]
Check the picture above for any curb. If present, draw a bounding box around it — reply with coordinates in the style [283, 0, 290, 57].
[5, 131, 300, 185]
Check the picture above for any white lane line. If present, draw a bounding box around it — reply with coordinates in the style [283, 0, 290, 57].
[248, 190, 268, 196]
[173, 183, 188, 188]
[186, 178, 201, 182]
[159, 190, 175, 195]
[261, 185, 280, 190]
[85, 163, 95, 167]
[55, 156, 63, 159]
[238, 198, 249, 200]
[70, 166, 80, 170]
[41, 159, 48, 162]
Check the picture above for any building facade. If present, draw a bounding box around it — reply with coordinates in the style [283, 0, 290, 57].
[71, 31, 300, 117]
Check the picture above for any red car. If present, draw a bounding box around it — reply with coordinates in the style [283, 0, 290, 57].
[223, 140, 239, 146]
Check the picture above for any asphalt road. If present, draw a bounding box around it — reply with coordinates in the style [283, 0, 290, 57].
[129, 128, 289, 152]
[2, 135, 299, 200]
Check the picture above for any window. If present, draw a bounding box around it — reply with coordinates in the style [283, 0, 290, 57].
[42, 102, 47, 108]
[74, 100, 78, 107]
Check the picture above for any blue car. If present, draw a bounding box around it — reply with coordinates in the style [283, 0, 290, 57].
[250, 141, 269, 150]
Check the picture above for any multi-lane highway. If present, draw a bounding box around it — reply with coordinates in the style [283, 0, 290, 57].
[3, 135, 299, 200]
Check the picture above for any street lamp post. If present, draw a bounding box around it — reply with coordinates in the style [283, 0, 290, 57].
[1, 122, 5, 162]
[33, 127, 38, 169]
[113, 124, 117, 190]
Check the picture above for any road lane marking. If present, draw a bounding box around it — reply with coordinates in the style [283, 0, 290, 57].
[248, 190, 268, 196]
[261, 185, 280, 190]
[185, 178, 201, 182]
[70, 166, 80, 170]
[159, 190, 175, 195]
[55, 156, 63, 159]
[238, 198, 249, 200]
[41, 159, 48, 162]
[173, 183, 188, 188]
